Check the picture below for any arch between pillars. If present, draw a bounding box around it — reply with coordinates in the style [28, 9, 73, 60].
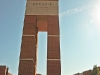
[37, 20, 47, 32]
[37, 15, 48, 32]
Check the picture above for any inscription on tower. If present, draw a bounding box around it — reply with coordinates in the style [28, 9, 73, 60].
[25, 1, 58, 15]
[33, 2, 52, 5]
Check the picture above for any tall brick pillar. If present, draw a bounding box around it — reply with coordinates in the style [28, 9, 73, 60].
[47, 15, 61, 75]
[18, 0, 61, 75]
[18, 15, 38, 75]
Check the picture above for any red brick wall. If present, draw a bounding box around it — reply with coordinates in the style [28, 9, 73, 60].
[83, 70, 91, 75]
[0, 66, 6, 75]
[23, 15, 37, 35]
[47, 36, 60, 59]
[47, 15, 59, 35]
[47, 15, 61, 75]
[18, 60, 35, 75]
[18, 15, 37, 75]
[74, 70, 92, 75]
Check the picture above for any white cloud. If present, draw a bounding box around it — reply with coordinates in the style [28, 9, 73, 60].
[60, 5, 88, 17]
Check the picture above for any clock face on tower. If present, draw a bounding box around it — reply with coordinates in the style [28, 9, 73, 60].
[25, 1, 58, 15]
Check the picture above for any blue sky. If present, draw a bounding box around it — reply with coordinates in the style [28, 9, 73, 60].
[0, 0, 100, 75]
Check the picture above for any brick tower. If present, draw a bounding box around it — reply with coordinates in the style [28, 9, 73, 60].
[18, 0, 61, 75]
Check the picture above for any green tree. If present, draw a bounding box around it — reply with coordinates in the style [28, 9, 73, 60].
[90, 65, 100, 75]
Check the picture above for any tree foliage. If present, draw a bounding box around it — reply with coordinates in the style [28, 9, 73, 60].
[90, 65, 100, 75]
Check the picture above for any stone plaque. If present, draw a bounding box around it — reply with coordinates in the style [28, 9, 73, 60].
[25, 1, 58, 15]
